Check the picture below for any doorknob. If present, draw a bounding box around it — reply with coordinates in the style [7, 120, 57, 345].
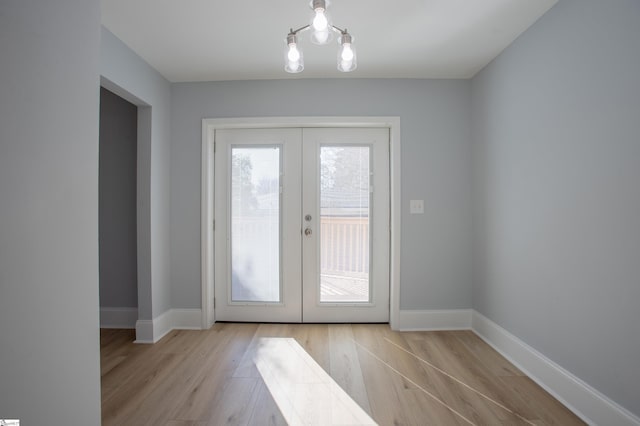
[304, 227, 312, 236]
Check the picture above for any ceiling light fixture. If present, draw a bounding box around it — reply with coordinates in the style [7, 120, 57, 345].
[284, 0, 357, 73]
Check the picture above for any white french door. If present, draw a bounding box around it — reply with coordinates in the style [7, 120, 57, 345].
[301, 128, 390, 322]
[214, 127, 389, 323]
[214, 128, 302, 322]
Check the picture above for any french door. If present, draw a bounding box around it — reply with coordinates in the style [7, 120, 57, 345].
[214, 127, 389, 322]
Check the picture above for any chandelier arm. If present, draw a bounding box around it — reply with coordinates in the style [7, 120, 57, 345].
[331, 25, 347, 34]
[290, 24, 311, 35]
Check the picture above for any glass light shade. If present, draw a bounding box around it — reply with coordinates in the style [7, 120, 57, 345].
[310, 7, 333, 44]
[284, 38, 304, 73]
[337, 34, 357, 72]
[311, 28, 332, 45]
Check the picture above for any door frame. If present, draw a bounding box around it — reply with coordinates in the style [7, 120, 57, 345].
[201, 117, 401, 329]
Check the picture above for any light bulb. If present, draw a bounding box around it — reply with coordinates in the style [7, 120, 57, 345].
[312, 9, 329, 31]
[287, 44, 300, 62]
[337, 32, 357, 72]
[309, 0, 333, 45]
[341, 44, 354, 61]
[284, 34, 304, 73]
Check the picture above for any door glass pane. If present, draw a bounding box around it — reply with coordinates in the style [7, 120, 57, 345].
[231, 146, 281, 302]
[320, 146, 370, 302]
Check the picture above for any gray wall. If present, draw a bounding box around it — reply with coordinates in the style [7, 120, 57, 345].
[100, 28, 172, 320]
[170, 79, 473, 310]
[0, 1, 102, 424]
[471, 0, 640, 417]
[99, 87, 138, 308]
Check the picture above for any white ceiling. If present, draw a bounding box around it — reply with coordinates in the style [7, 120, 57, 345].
[101, 0, 557, 83]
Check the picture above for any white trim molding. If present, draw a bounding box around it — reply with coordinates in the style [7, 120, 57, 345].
[472, 311, 640, 426]
[99, 307, 138, 329]
[397, 309, 472, 331]
[201, 117, 402, 329]
[135, 309, 203, 344]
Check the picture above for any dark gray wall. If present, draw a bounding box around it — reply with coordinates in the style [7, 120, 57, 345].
[170, 79, 473, 311]
[101, 27, 172, 320]
[471, 0, 640, 416]
[99, 87, 138, 308]
[0, 0, 102, 424]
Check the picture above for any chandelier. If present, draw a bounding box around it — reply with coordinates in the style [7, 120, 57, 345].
[284, 0, 357, 73]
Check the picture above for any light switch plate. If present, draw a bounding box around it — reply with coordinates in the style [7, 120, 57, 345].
[410, 199, 424, 214]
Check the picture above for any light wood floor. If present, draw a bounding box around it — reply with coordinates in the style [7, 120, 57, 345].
[100, 323, 584, 425]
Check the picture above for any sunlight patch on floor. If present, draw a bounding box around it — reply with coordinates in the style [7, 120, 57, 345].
[254, 338, 377, 425]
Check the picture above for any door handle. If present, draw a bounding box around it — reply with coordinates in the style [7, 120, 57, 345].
[304, 227, 312, 236]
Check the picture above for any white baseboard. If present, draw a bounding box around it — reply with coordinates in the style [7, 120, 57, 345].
[100, 307, 138, 329]
[135, 308, 203, 344]
[397, 309, 472, 331]
[472, 311, 640, 426]
[171, 308, 203, 330]
[134, 319, 155, 344]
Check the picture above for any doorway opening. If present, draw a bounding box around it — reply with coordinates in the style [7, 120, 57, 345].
[98, 87, 138, 330]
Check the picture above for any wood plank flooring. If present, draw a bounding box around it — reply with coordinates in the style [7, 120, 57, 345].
[100, 324, 585, 426]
